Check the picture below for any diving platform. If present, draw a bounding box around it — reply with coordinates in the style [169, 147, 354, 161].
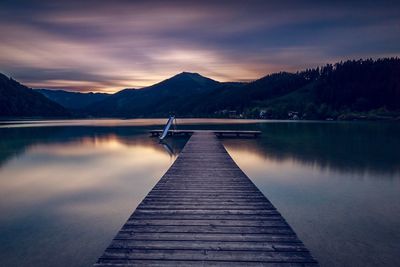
[94, 132, 318, 266]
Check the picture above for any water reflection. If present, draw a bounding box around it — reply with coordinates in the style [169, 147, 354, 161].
[221, 122, 400, 267]
[0, 126, 187, 267]
[0, 126, 186, 166]
[223, 122, 400, 177]
[0, 120, 399, 267]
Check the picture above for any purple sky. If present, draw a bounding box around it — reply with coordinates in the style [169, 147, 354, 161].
[0, 0, 399, 92]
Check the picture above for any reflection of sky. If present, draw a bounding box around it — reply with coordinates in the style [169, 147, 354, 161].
[0, 137, 168, 209]
[0, 1, 399, 92]
[223, 144, 400, 267]
[0, 134, 179, 267]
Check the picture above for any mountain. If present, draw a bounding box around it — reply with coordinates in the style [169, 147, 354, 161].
[187, 58, 400, 119]
[0, 73, 69, 117]
[36, 89, 109, 109]
[246, 58, 400, 119]
[2, 58, 399, 120]
[191, 72, 309, 114]
[85, 72, 221, 117]
[83, 59, 400, 119]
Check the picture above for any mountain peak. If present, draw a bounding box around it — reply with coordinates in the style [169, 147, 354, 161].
[176, 71, 202, 76]
[159, 71, 219, 88]
[172, 71, 210, 80]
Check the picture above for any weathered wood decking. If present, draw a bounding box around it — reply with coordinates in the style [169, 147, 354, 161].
[95, 132, 318, 266]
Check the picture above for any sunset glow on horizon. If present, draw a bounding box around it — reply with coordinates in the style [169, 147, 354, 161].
[1, 0, 399, 93]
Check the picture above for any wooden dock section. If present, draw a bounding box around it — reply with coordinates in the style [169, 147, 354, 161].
[149, 130, 261, 138]
[95, 132, 318, 266]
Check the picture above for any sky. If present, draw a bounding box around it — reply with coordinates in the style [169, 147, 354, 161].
[0, 0, 399, 93]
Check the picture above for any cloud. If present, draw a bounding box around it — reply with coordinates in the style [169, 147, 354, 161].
[0, 0, 399, 92]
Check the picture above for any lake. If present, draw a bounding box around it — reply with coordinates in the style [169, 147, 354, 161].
[0, 119, 399, 267]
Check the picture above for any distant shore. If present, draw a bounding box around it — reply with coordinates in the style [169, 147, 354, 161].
[1, 115, 399, 122]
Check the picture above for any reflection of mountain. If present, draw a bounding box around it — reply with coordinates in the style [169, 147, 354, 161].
[223, 122, 400, 176]
[0, 127, 62, 167]
[0, 126, 188, 167]
[1, 122, 399, 176]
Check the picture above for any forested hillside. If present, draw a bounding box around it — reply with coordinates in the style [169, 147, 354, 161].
[0, 74, 69, 117]
[194, 58, 400, 120]
[3, 58, 400, 120]
[36, 89, 109, 109]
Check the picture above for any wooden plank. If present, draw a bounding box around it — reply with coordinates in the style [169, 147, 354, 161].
[131, 210, 279, 216]
[124, 219, 288, 227]
[114, 232, 301, 242]
[136, 204, 275, 210]
[95, 259, 318, 267]
[99, 249, 315, 262]
[94, 132, 318, 266]
[130, 215, 284, 221]
[107, 240, 308, 251]
[119, 226, 293, 234]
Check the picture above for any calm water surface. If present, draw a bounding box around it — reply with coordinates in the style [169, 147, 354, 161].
[0, 119, 399, 267]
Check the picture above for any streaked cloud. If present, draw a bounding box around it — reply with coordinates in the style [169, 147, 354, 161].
[0, 0, 399, 92]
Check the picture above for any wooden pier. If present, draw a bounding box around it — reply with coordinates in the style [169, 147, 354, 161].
[149, 129, 262, 138]
[95, 132, 318, 266]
